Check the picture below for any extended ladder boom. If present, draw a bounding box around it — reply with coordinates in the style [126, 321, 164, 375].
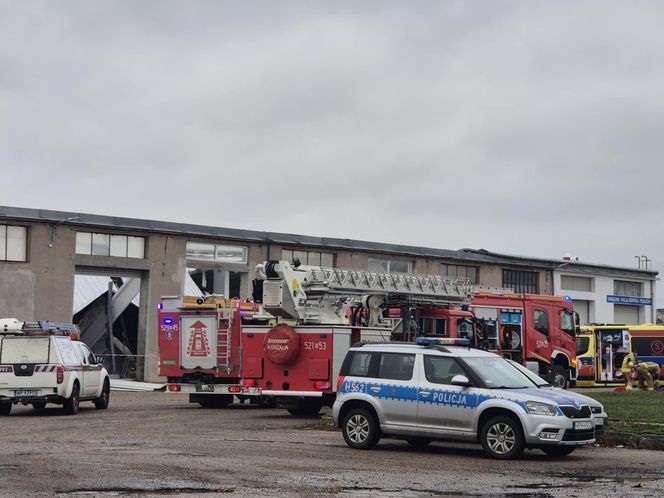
[304, 266, 471, 300]
[256, 261, 472, 324]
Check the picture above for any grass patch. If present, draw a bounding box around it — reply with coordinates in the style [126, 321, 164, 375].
[582, 391, 664, 436]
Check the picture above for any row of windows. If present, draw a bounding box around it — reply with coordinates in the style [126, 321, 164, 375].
[76, 232, 145, 259]
[282, 249, 334, 267]
[502, 269, 539, 294]
[185, 242, 248, 264]
[614, 280, 643, 297]
[442, 264, 479, 284]
[561, 275, 593, 292]
[0, 225, 27, 262]
[342, 351, 466, 386]
[368, 258, 411, 273]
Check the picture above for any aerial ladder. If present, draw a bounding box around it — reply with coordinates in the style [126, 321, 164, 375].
[253, 260, 473, 331]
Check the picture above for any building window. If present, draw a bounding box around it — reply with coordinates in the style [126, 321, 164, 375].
[76, 232, 145, 259]
[442, 264, 479, 284]
[0, 225, 28, 262]
[560, 275, 593, 292]
[614, 280, 643, 297]
[502, 269, 539, 294]
[368, 258, 411, 273]
[282, 249, 334, 267]
[187, 268, 243, 299]
[186, 242, 247, 264]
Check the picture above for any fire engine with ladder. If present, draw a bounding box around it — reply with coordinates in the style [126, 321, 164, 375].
[240, 261, 579, 415]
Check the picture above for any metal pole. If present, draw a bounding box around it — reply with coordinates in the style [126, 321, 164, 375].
[107, 282, 117, 374]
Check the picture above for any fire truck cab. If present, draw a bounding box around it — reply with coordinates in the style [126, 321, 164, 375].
[468, 293, 579, 388]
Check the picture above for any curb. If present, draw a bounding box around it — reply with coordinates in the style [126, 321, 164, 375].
[599, 431, 664, 451]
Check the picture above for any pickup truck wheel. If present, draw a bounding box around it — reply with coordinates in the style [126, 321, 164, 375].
[480, 416, 525, 460]
[32, 402, 47, 410]
[0, 402, 11, 416]
[94, 379, 110, 409]
[342, 408, 380, 450]
[63, 383, 80, 415]
[541, 446, 576, 457]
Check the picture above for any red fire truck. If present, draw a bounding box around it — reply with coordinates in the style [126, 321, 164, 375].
[389, 292, 578, 388]
[240, 261, 472, 415]
[239, 261, 579, 415]
[468, 292, 578, 388]
[158, 295, 266, 407]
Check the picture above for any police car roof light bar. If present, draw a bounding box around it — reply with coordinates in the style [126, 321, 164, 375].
[415, 337, 471, 347]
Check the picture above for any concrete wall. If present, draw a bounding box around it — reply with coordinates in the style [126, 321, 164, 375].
[0, 222, 74, 322]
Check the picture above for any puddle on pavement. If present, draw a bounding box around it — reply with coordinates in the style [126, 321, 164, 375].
[58, 480, 234, 496]
[336, 487, 553, 497]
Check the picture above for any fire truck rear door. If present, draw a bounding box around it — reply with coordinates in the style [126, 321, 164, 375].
[180, 316, 217, 370]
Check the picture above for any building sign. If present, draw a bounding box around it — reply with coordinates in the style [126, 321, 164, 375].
[607, 295, 652, 306]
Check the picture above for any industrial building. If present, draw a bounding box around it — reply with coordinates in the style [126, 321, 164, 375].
[0, 206, 657, 382]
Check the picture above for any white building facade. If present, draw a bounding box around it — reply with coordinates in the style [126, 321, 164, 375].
[553, 266, 657, 325]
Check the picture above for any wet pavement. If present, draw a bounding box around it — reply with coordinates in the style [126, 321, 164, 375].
[0, 392, 663, 497]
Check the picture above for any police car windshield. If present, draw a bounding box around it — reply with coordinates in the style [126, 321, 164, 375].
[463, 357, 533, 389]
[507, 360, 550, 387]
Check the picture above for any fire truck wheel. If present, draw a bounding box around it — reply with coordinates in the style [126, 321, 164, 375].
[0, 402, 11, 416]
[94, 379, 110, 409]
[32, 402, 46, 410]
[287, 400, 322, 417]
[480, 415, 525, 460]
[541, 445, 576, 457]
[550, 365, 568, 389]
[404, 437, 432, 448]
[63, 383, 80, 415]
[342, 408, 380, 450]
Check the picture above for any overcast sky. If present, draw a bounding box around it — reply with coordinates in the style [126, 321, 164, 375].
[2, 2, 663, 283]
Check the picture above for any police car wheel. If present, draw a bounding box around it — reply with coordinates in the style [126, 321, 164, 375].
[342, 408, 380, 450]
[0, 402, 11, 416]
[405, 437, 432, 448]
[541, 445, 576, 457]
[480, 416, 525, 460]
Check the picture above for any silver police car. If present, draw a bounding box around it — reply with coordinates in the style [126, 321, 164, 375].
[333, 338, 597, 459]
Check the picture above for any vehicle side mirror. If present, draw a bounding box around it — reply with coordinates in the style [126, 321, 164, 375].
[451, 374, 471, 387]
[95, 355, 104, 365]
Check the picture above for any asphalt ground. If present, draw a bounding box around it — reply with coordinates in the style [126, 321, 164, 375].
[1, 392, 663, 497]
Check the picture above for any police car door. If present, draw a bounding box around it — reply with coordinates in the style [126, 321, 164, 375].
[371, 352, 418, 429]
[417, 355, 475, 433]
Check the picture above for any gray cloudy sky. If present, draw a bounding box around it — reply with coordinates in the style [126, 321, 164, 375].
[2, 2, 663, 278]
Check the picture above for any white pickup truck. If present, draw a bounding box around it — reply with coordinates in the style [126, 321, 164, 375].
[0, 319, 110, 416]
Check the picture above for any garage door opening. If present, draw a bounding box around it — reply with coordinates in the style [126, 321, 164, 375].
[73, 272, 143, 378]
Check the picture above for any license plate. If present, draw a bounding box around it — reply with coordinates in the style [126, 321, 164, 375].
[574, 421, 593, 430]
[195, 385, 214, 393]
[14, 390, 39, 397]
